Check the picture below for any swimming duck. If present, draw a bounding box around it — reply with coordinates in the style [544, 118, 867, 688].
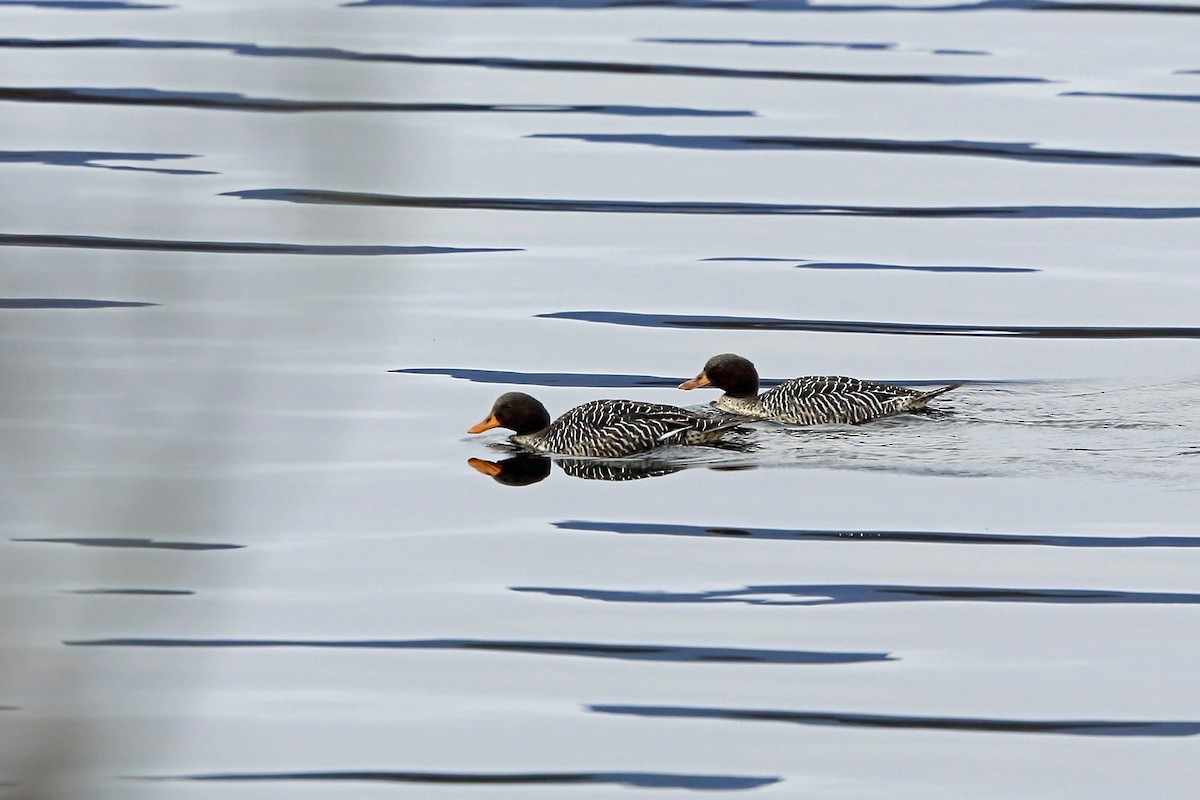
[679, 353, 961, 425]
[468, 391, 745, 457]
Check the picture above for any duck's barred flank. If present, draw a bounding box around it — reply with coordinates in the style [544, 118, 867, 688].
[717, 376, 962, 426]
[513, 399, 743, 457]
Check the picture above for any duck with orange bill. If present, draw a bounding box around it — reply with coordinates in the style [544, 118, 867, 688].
[680, 353, 961, 426]
[468, 391, 746, 458]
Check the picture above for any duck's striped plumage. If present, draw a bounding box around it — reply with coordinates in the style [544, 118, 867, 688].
[681, 354, 961, 426]
[469, 392, 744, 458]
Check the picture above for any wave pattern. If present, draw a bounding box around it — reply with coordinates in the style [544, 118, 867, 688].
[515, 583, 1200, 606]
[1063, 91, 1200, 104]
[553, 520, 1200, 548]
[0, 38, 1046, 85]
[152, 770, 781, 790]
[641, 37, 990, 55]
[590, 705, 1200, 737]
[0, 86, 750, 117]
[531, 133, 1200, 168]
[11, 537, 243, 550]
[345, 0, 1200, 14]
[64, 637, 892, 664]
[0, 233, 517, 256]
[225, 188, 1200, 219]
[395, 366, 968, 388]
[703, 257, 1038, 273]
[0, 149, 212, 174]
[538, 311, 1200, 338]
[0, 298, 157, 309]
[2, 1, 170, 9]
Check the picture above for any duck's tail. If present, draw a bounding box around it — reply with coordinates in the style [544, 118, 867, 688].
[911, 382, 964, 408]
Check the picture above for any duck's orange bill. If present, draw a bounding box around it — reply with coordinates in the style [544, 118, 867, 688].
[678, 373, 711, 390]
[468, 414, 501, 434]
[467, 458, 502, 477]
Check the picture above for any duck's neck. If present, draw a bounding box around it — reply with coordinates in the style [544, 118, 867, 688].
[716, 394, 764, 416]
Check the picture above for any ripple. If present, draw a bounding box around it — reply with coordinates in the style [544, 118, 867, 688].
[705, 257, 1037, 273]
[591, 705, 1200, 737]
[641, 37, 990, 55]
[399, 366, 987, 388]
[0, 298, 156, 309]
[516, 583, 1200, 606]
[12, 537, 243, 551]
[555, 520, 1200, 548]
[531, 133, 1200, 168]
[225, 189, 1200, 220]
[0, 38, 1046, 85]
[0, 233, 517, 256]
[1063, 91, 1200, 104]
[66, 588, 194, 595]
[1, 1, 170, 9]
[0, 149, 213, 174]
[64, 637, 892, 664]
[150, 770, 780, 790]
[345, 0, 1200, 14]
[0, 86, 748, 116]
[394, 367, 683, 388]
[539, 311, 1200, 339]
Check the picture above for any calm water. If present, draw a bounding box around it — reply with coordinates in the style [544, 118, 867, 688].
[2, 0, 1199, 797]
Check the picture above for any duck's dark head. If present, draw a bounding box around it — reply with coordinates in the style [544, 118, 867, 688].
[679, 353, 759, 397]
[468, 392, 551, 435]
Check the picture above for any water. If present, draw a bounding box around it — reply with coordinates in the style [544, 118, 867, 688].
[2, 0, 1199, 798]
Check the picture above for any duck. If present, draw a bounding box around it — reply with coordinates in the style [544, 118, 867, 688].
[679, 353, 961, 425]
[468, 391, 745, 457]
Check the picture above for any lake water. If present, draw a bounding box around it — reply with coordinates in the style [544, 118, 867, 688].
[2, 0, 1198, 797]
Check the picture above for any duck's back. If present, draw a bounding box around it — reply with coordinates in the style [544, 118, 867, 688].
[755, 376, 937, 425]
[517, 399, 739, 457]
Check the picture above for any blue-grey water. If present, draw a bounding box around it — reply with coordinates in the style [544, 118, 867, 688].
[2, 1, 1198, 798]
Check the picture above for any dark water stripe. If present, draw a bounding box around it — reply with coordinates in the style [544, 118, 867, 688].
[346, 0, 1200, 13]
[0, 87, 749, 117]
[556, 520, 1200, 548]
[12, 537, 243, 551]
[153, 771, 780, 790]
[67, 588, 194, 595]
[1063, 91, 1200, 104]
[0, 298, 157, 309]
[0, 150, 213, 174]
[394, 367, 971, 388]
[515, 584, 1200, 606]
[0, 1, 170, 9]
[703, 257, 1037, 273]
[797, 261, 1036, 273]
[591, 705, 1200, 737]
[394, 367, 685, 387]
[224, 189, 1200, 220]
[0, 39, 1045, 86]
[530, 133, 1200, 168]
[642, 38, 989, 55]
[64, 637, 891, 664]
[0, 233, 518, 256]
[539, 311, 1200, 339]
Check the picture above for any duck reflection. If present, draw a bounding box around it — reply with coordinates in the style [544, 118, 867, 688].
[468, 455, 552, 486]
[468, 455, 683, 485]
